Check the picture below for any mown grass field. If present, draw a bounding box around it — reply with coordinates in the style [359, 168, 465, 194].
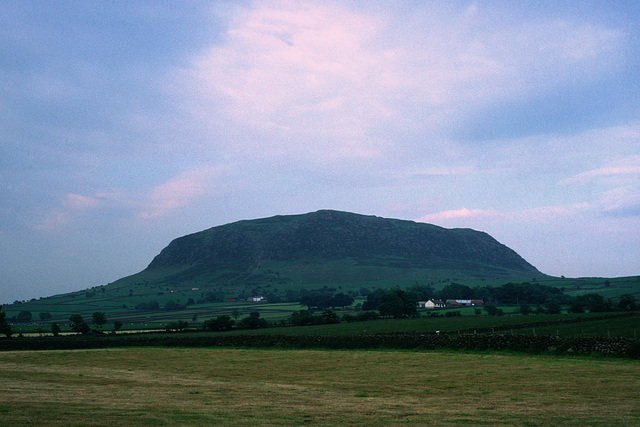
[0, 347, 638, 426]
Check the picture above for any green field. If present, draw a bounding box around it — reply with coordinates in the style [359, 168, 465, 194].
[0, 347, 638, 425]
[5, 276, 638, 331]
[209, 312, 640, 339]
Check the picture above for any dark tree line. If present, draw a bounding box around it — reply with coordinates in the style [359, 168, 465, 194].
[299, 288, 354, 311]
[0, 306, 12, 337]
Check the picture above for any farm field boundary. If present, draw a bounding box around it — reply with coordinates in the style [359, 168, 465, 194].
[1, 330, 639, 359]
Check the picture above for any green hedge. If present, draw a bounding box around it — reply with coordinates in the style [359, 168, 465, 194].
[1, 331, 638, 359]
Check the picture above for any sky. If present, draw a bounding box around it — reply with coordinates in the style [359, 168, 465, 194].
[1, 1, 639, 304]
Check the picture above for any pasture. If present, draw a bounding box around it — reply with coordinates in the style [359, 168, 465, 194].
[0, 347, 638, 425]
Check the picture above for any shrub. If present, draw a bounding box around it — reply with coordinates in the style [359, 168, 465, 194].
[203, 316, 235, 332]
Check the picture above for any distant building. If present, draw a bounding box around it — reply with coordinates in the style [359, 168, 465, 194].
[446, 299, 484, 307]
[248, 296, 265, 302]
[424, 299, 446, 309]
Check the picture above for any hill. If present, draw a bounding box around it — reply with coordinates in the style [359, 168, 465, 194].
[120, 210, 545, 292]
[4, 210, 563, 326]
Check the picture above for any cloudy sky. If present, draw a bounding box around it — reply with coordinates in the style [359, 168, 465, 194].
[1, 1, 639, 303]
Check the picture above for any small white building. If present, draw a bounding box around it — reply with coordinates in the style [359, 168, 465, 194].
[424, 299, 446, 309]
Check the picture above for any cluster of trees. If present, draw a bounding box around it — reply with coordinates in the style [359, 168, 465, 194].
[165, 320, 189, 331]
[426, 282, 571, 306]
[289, 309, 340, 326]
[1, 310, 55, 324]
[569, 293, 637, 313]
[134, 301, 160, 311]
[299, 288, 355, 310]
[203, 309, 379, 331]
[66, 312, 122, 335]
[0, 307, 128, 337]
[201, 290, 225, 303]
[358, 282, 571, 313]
[134, 300, 190, 311]
[203, 311, 268, 331]
[378, 290, 418, 318]
[203, 315, 235, 331]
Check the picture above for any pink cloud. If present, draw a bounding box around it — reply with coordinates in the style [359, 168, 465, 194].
[65, 193, 100, 210]
[138, 166, 230, 219]
[417, 208, 497, 223]
[171, 1, 626, 164]
[34, 166, 231, 230]
[417, 203, 592, 226]
[560, 155, 640, 185]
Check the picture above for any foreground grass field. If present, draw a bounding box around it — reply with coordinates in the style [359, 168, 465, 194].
[1, 348, 638, 425]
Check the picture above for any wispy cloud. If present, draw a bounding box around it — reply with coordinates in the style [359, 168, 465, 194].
[138, 166, 230, 219]
[560, 155, 640, 185]
[34, 165, 231, 229]
[173, 1, 626, 161]
[416, 203, 592, 226]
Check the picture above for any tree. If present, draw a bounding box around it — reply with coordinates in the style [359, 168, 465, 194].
[438, 283, 473, 300]
[285, 289, 300, 303]
[408, 284, 435, 301]
[300, 289, 334, 311]
[164, 300, 186, 310]
[51, 322, 61, 337]
[362, 288, 388, 311]
[231, 309, 242, 321]
[92, 312, 107, 329]
[568, 300, 585, 313]
[39, 311, 52, 321]
[237, 311, 267, 329]
[378, 290, 418, 318]
[484, 305, 503, 316]
[16, 310, 32, 323]
[113, 320, 123, 332]
[618, 294, 637, 311]
[203, 315, 235, 331]
[0, 305, 12, 337]
[203, 290, 225, 303]
[333, 293, 354, 309]
[165, 320, 189, 332]
[519, 304, 531, 315]
[545, 300, 562, 314]
[69, 314, 90, 334]
[135, 300, 159, 310]
[321, 310, 340, 324]
[570, 293, 611, 313]
[290, 310, 316, 326]
[264, 291, 282, 303]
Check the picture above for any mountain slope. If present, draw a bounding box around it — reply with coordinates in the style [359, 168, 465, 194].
[136, 210, 544, 289]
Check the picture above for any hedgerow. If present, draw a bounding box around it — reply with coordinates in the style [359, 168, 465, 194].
[1, 330, 638, 359]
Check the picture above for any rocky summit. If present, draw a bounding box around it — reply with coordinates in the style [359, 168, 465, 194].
[137, 210, 545, 289]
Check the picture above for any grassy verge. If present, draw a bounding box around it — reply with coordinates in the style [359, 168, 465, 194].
[0, 347, 638, 426]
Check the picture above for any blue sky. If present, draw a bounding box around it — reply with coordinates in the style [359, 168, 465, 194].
[1, 1, 639, 303]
